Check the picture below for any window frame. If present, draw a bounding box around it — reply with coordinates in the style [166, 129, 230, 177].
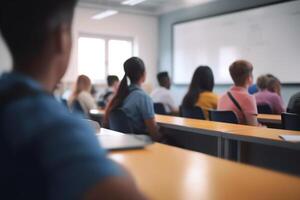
[78, 33, 134, 83]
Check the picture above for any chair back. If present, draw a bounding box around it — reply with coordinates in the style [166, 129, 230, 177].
[209, 110, 239, 124]
[109, 108, 133, 133]
[180, 106, 205, 120]
[71, 100, 85, 114]
[154, 103, 167, 115]
[257, 104, 273, 114]
[281, 112, 300, 131]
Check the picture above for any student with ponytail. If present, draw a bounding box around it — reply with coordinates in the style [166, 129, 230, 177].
[105, 57, 160, 141]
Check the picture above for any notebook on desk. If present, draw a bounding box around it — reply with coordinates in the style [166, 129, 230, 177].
[279, 135, 300, 142]
[97, 129, 153, 151]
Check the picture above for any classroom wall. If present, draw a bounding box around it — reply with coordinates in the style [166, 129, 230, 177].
[0, 6, 158, 92]
[158, 0, 300, 105]
[65, 7, 158, 89]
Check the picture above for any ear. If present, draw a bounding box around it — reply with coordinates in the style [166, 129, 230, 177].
[54, 24, 72, 54]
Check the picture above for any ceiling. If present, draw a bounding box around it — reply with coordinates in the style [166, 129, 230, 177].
[78, 0, 217, 16]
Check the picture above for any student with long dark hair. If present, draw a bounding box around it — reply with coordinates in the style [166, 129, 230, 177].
[182, 66, 218, 119]
[105, 57, 160, 140]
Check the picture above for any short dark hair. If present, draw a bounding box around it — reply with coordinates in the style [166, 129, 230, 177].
[157, 72, 169, 87]
[0, 0, 77, 64]
[229, 60, 253, 86]
[107, 75, 119, 86]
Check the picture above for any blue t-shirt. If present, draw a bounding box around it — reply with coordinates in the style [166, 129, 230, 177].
[122, 84, 155, 134]
[0, 72, 121, 200]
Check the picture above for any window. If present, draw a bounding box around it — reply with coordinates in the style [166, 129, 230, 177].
[78, 35, 133, 82]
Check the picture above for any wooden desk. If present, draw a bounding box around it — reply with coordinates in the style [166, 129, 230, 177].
[258, 114, 281, 124]
[156, 114, 300, 175]
[257, 114, 282, 128]
[110, 143, 300, 200]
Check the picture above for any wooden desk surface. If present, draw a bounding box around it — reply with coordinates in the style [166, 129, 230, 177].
[156, 114, 250, 133]
[110, 143, 300, 200]
[156, 114, 300, 148]
[257, 114, 282, 125]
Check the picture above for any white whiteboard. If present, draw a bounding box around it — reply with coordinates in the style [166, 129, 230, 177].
[173, 0, 300, 84]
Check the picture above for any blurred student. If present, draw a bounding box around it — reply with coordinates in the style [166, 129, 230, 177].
[218, 60, 258, 126]
[0, 0, 146, 199]
[255, 75, 285, 114]
[105, 57, 160, 141]
[68, 75, 97, 115]
[182, 66, 218, 120]
[287, 92, 300, 114]
[151, 72, 178, 114]
[266, 74, 282, 96]
[98, 75, 119, 109]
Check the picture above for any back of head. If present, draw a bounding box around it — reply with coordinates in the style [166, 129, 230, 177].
[182, 66, 214, 107]
[0, 0, 77, 66]
[104, 57, 146, 125]
[267, 77, 280, 93]
[124, 57, 145, 84]
[256, 75, 269, 90]
[107, 75, 119, 87]
[76, 75, 91, 94]
[157, 72, 170, 88]
[229, 60, 253, 87]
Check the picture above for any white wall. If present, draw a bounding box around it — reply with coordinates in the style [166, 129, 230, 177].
[64, 7, 158, 89]
[0, 7, 159, 90]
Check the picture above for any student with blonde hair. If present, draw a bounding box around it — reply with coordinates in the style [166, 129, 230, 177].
[68, 75, 97, 115]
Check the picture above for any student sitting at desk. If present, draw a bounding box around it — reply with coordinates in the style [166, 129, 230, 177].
[218, 60, 259, 126]
[182, 66, 218, 120]
[288, 91, 300, 114]
[105, 57, 161, 140]
[98, 75, 120, 109]
[151, 71, 178, 114]
[0, 1, 146, 199]
[68, 75, 97, 115]
[255, 75, 285, 114]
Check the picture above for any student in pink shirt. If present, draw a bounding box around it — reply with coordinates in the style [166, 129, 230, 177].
[218, 60, 258, 126]
[255, 75, 285, 114]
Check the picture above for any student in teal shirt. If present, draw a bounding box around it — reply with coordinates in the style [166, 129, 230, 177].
[105, 57, 161, 141]
[0, 0, 145, 199]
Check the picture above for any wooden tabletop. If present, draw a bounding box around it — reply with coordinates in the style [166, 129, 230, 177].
[257, 114, 281, 125]
[156, 114, 300, 149]
[110, 143, 300, 200]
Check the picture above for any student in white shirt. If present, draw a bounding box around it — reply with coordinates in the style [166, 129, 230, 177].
[98, 75, 119, 109]
[151, 72, 178, 114]
[68, 75, 97, 115]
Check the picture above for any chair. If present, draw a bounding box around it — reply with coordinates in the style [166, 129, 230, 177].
[281, 112, 300, 131]
[154, 103, 167, 115]
[257, 104, 273, 114]
[109, 108, 133, 133]
[209, 110, 239, 124]
[71, 100, 85, 114]
[180, 106, 205, 120]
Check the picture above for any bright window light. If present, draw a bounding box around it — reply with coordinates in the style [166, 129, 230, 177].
[78, 37, 106, 81]
[122, 0, 147, 6]
[108, 39, 133, 78]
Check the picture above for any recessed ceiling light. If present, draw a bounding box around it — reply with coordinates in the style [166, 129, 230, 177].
[121, 0, 147, 6]
[91, 10, 118, 20]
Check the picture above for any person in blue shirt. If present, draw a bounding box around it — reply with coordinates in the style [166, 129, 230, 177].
[104, 57, 160, 141]
[0, 0, 146, 199]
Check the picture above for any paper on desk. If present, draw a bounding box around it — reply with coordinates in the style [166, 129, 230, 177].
[279, 135, 300, 142]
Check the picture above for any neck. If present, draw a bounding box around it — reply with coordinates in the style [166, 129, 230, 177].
[14, 61, 57, 93]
